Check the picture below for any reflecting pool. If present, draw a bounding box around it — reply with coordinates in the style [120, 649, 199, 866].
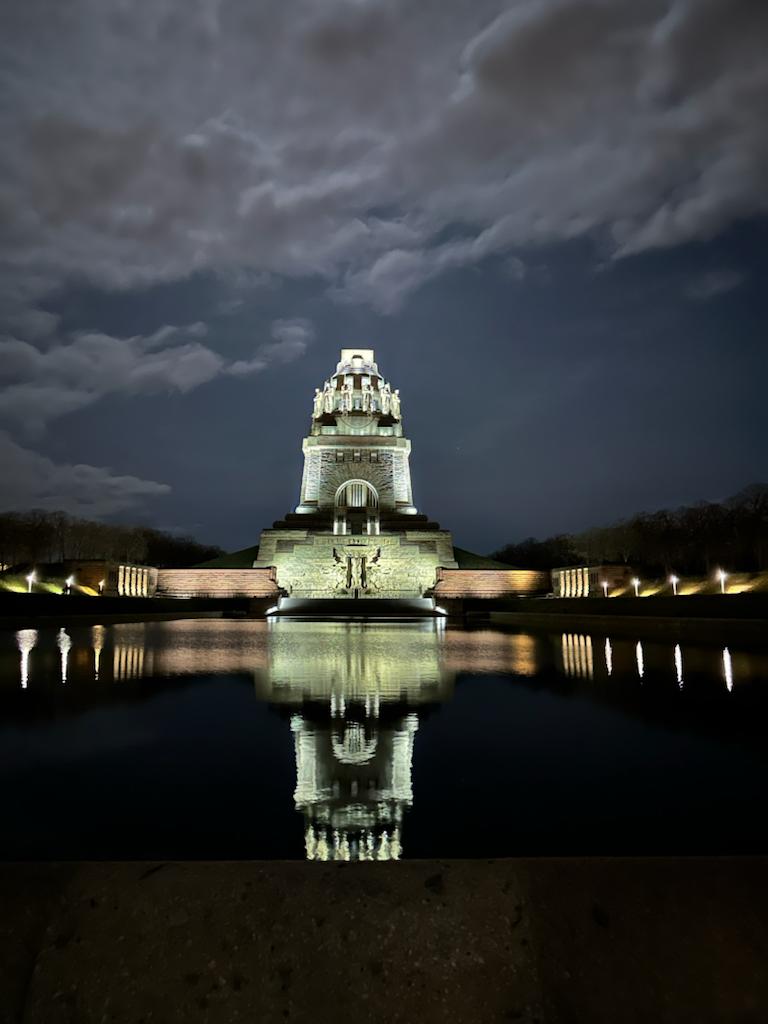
[1, 619, 767, 859]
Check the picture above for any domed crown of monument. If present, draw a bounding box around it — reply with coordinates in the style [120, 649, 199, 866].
[310, 347, 402, 437]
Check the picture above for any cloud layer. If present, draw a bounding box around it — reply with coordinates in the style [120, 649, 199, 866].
[0, 0, 765, 314]
[0, 432, 171, 517]
[0, 318, 314, 431]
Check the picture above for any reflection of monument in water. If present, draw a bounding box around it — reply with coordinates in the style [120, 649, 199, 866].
[255, 620, 453, 860]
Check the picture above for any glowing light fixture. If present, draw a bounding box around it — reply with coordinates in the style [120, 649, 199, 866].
[98, 579, 105, 594]
[632, 577, 641, 597]
[716, 568, 728, 594]
[26, 570, 36, 593]
[601, 581, 609, 597]
[65, 575, 75, 589]
[669, 574, 679, 596]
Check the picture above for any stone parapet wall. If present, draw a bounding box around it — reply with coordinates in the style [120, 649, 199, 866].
[155, 567, 280, 599]
[433, 568, 550, 598]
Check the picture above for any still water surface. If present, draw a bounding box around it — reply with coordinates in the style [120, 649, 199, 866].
[2, 619, 767, 859]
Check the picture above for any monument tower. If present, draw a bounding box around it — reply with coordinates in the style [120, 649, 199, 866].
[254, 348, 457, 602]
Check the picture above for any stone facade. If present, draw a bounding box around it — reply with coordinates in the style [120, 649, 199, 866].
[551, 564, 634, 597]
[256, 530, 456, 599]
[155, 567, 279, 599]
[254, 348, 457, 598]
[433, 568, 550, 599]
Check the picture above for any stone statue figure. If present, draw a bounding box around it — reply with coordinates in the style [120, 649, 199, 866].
[390, 388, 401, 419]
[380, 381, 391, 414]
[342, 379, 354, 412]
[312, 388, 324, 418]
[361, 380, 373, 411]
[322, 381, 335, 414]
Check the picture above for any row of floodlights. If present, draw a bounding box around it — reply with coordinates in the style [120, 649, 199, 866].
[600, 569, 730, 597]
[24, 570, 105, 594]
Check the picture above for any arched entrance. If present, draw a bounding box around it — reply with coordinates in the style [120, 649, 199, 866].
[334, 480, 379, 536]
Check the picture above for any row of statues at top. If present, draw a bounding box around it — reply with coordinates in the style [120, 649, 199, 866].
[313, 378, 401, 419]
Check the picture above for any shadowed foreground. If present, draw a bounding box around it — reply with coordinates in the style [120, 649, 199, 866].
[2, 858, 767, 1023]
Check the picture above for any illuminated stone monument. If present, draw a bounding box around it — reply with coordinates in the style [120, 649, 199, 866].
[254, 349, 457, 601]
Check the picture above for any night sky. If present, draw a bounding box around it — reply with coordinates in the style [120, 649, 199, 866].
[1, 1, 766, 553]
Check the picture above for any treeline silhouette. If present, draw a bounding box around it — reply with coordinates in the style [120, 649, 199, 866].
[492, 484, 768, 575]
[0, 510, 223, 568]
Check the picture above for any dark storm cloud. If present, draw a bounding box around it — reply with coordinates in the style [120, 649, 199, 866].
[0, 318, 313, 433]
[0, 431, 170, 517]
[0, 0, 765, 314]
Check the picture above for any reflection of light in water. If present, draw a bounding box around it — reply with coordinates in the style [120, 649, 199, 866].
[16, 629, 38, 689]
[561, 634, 594, 679]
[635, 641, 644, 680]
[292, 708, 417, 862]
[92, 624, 106, 679]
[112, 633, 145, 680]
[331, 722, 378, 764]
[605, 638, 613, 676]
[57, 627, 71, 684]
[674, 644, 683, 689]
[508, 634, 538, 676]
[723, 647, 733, 692]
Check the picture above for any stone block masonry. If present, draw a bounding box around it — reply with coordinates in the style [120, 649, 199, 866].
[155, 567, 280, 599]
[433, 568, 550, 598]
[255, 529, 456, 598]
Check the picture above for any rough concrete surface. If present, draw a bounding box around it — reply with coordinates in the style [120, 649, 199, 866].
[1, 858, 767, 1023]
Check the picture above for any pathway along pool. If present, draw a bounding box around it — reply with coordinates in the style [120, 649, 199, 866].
[1, 618, 767, 860]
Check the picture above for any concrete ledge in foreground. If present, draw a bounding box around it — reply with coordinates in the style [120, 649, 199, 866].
[1, 858, 767, 1023]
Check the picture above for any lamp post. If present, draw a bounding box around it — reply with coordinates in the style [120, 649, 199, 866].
[65, 575, 75, 595]
[98, 579, 105, 595]
[601, 580, 609, 598]
[670, 574, 679, 596]
[632, 577, 641, 597]
[716, 569, 728, 594]
[26, 570, 36, 594]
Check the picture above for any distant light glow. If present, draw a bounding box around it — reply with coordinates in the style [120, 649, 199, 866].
[674, 643, 683, 689]
[635, 640, 644, 679]
[26, 570, 36, 593]
[65, 575, 75, 588]
[723, 647, 733, 692]
[92, 624, 106, 679]
[98, 579, 105, 593]
[17, 628, 37, 688]
[632, 577, 641, 597]
[670, 574, 679, 596]
[601, 581, 609, 597]
[57, 627, 71, 684]
[605, 638, 613, 676]
[716, 568, 728, 594]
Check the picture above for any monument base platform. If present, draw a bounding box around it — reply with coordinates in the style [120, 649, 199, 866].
[274, 596, 442, 619]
